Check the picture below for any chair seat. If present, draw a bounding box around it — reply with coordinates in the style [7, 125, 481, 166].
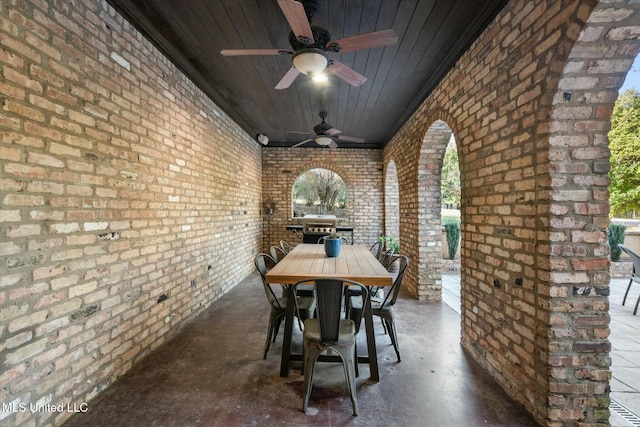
[276, 295, 315, 311]
[303, 318, 356, 345]
[350, 295, 390, 312]
[295, 283, 315, 297]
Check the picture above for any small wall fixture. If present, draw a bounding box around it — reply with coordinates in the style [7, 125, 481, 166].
[257, 134, 269, 145]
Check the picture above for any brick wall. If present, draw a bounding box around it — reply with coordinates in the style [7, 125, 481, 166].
[0, 1, 262, 425]
[383, 0, 640, 426]
[261, 148, 384, 250]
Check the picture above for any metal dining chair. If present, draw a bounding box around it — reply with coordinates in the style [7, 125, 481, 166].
[349, 255, 409, 362]
[378, 248, 396, 269]
[254, 253, 316, 359]
[369, 240, 383, 259]
[343, 241, 385, 314]
[279, 240, 294, 254]
[620, 244, 640, 315]
[269, 245, 288, 263]
[292, 278, 368, 416]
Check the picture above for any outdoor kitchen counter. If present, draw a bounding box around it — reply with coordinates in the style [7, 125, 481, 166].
[285, 225, 354, 244]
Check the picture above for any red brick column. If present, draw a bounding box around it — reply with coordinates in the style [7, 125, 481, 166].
[541, 1, 640, 425]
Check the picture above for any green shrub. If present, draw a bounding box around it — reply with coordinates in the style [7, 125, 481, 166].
[444, 223, 460, 260]
[608, 224, 627, 261]
[442, 217, 460, 226]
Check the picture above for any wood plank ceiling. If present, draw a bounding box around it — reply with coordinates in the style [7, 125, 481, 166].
[105, 0, 508, 149]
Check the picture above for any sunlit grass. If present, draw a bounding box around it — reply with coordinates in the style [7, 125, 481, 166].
[442, 208, 460, 226]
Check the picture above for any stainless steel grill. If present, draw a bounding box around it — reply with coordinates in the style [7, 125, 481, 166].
[301, 216, 337, 243]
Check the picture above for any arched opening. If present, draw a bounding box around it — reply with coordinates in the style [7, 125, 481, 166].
[291, 167, 348, 218]
[416, 119, 454, 300]
[441, 135, 462, 312]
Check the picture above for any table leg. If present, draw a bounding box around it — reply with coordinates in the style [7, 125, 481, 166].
[363, 290, 379, 381]
[280, 285, 295, 377]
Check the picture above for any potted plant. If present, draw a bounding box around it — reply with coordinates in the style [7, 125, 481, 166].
[323, 232, 342, 257]
[379, 235, 399, 253]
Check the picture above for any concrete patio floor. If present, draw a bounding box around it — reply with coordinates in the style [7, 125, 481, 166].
[63, 273, 540, 427]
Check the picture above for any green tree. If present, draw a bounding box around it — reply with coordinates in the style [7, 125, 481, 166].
[441, 137, 461, 209]
[609, 88, 640, 217]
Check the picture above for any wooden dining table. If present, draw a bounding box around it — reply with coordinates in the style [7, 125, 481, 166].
[265, 243, 393, 381]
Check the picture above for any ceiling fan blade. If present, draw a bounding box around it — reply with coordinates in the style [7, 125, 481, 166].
[327, 29, 397, 53]
[325, 128, 341, 136]
[327, 60, 367, 86]
[292, 138, 313, 148]
[275, 67, 301, 90]
[328, 140, 339, 149]
[277, 0, 314, 44]
[337, 135, 366, 143]
[220, 49, 290, 56]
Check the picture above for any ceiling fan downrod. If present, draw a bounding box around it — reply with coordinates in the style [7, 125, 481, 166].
[301, 0, 320, 21]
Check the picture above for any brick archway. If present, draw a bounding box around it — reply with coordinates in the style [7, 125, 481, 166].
[415, 120, 454, 300]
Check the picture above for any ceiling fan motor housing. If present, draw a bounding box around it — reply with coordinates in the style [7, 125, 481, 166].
[313, 122, 332, 135]
[313, 111, 332, 134]
[289, 25, 331, 51]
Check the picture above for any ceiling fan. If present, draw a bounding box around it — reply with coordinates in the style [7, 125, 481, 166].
[292, 111, 365, 148]
[220, 0, 397, 89]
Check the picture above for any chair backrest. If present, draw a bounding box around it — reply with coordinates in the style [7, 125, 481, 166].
[369, 241, 383, 259]
[293, 278, 367, 344]
[381, 255, 409, 306]
[279, 240, 294, 254]
[269, 245, 287, 263]
[620, 244, 640, 277]
[379, 248, 396, 269]
[254, 253, 282, 308]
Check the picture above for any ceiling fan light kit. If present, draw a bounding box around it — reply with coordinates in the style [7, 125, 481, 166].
[314, 135, 333, 146]
[311, 72, 328, 83]
[292, 48, 328, 75]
